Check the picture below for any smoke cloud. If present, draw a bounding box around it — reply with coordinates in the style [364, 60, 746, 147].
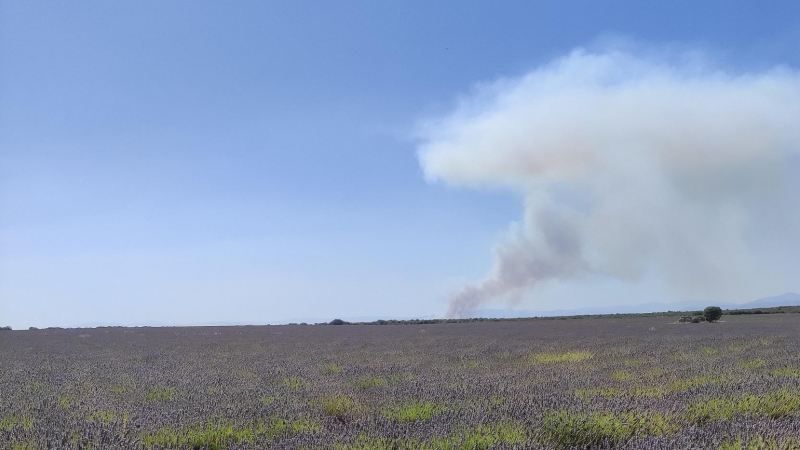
[418, 48, 800, 318]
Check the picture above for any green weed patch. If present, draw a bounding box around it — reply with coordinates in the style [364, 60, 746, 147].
[530, 351, 593, 364]
[741, 359, 765, 369]
[320, 395, 357, 422]
[0, 415, 34, 431]
[718, 436, 800, 450]
[383, 401, 440, 423]
[670, 375, 728, 392]
[610, 370, 632, 381]
[686, 389, 800, 424]
[541, 410, 676, 448]
[320, 363, 343, 374]
[771, 367, 800, 377]
[143, 417, 317, 449]
[282, 377, 304, 390]
[146, 387, 175, 402]
[356, 376, 389, 389]
[337, 422, 526, 450]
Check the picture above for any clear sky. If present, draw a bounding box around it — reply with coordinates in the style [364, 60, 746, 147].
[2, 1, 800, 328]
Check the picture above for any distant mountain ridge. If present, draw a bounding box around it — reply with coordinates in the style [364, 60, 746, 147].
[470, 292, 800, 319]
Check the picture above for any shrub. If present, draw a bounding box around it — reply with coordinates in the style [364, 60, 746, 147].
[329, 319, 347, 325]
[704, 306, 723, 323]
[0, 326, 11, 331]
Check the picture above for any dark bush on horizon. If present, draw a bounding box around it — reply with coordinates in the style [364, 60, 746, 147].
[729, 309, 770, 315]
[329, 319, 347, 325]
[703, 306, 723, 323]
[0, 326, 11, 331]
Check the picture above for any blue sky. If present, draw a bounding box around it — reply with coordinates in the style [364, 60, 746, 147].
[2, 1, 800, 328]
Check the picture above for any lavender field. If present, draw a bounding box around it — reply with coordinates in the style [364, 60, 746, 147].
[3, 314, 800, 449]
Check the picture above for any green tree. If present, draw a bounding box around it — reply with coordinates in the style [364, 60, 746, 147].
[703, 306, 723, 323]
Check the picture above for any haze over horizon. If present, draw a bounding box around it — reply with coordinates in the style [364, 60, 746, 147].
[3, 1, 800, 329]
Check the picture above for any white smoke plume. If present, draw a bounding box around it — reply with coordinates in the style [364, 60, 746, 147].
[418, 47, 800, 318]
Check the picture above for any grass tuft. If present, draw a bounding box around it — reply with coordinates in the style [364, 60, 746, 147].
[741, 359, 765, 369]
[530, 351, 593, 364]
[58, 394, 74, 409]
[670, 375, 728, 392]
[356, 376, 389, 389]
[610, 370, 632, 381]
[320, 363, 343, 375]
[575, 387, 623, 400]
[630, 386, 668, 397]
[383, 401, 439, 423]
[771, 367, 800, 377]
[85, 411, 116, 425]
[146, 387, 175, 402]
[282, 377, 304, 390]
[321, 395, 357, 422]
